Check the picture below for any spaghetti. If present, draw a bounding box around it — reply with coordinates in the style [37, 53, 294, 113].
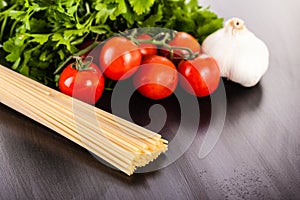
[0, 64, 168, 175]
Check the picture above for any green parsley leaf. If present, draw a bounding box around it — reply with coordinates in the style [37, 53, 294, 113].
[28, 34, 51, 45]
[128, 0, 154, 15]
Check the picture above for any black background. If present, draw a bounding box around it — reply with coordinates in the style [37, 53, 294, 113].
[1, 0, 300, 199]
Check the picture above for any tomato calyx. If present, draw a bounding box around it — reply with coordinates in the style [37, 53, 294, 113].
[121, 29, 199, 61]
[71, 56, 97, 72]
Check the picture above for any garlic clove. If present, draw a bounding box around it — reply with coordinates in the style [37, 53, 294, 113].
[202, 17, 269, 87]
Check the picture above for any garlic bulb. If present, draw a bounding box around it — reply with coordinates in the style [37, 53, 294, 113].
[202, 18, 269, 87]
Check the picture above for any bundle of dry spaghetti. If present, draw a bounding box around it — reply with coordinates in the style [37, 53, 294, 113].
[0, 64, 168, 175]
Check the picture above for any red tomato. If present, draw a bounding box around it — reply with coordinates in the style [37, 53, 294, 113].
[133, 55, 178, 100]
[178, 54, 220, 97]
[136, 34, 157, 57]
[99, 36, 142, 80]
[160, 32, 201, 62]
[59, 62, 105, 104]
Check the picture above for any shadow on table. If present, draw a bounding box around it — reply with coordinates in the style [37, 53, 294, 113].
[223, 78, 263, 121]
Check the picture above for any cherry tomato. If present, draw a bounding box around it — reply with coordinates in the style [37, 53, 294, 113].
[99, 36, 142, 80]
[59, 61, 105, 104]
[178, 54, 220, 97]
[133, 55, 178, 100]
[136, 34, 157, 57]
[160, 32, 201, 62]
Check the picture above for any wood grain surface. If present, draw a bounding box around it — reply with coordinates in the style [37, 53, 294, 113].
[1, 0, 300, 199]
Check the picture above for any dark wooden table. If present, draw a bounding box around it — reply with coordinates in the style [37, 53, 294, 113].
[1, 0, 300, 199]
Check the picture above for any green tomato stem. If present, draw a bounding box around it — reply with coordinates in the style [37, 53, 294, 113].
[127, 31, 198, 60]
[135, 38, 197, 60]
[53, 41, 100, 75]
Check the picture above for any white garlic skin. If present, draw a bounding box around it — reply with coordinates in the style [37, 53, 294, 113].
[202, 18, 269, 87]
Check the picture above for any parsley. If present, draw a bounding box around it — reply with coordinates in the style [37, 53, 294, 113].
[0, 0, 223, 87]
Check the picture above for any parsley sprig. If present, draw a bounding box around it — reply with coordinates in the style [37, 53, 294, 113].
[0, 0, 223, 87]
